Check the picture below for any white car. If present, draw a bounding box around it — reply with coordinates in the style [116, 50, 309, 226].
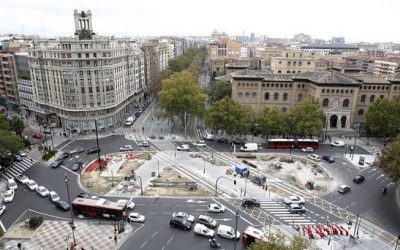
[308, 154, 320, 161]
[172, 212, 195, 223]
[120, 145, 133, 152]
[194, 223, 215, 237]
[217, 224, 241, 239]
[7, 179, 18, 191]
[138, 141, 150, 147]
[177, 144, 190, 151]
[36, 186, 50, 197]
[284, 195, 305, 205]
[207, 203, 225, 213]
[203, 133, 213, 140]
[49, 191, 60, 202]
[117, 199, 135, 209]
[331, 140, 345, 147]
[128, 212, 145, 223]
[301, 147, 314, 153]
[16, 174, 29, 184]
[193, 141, 207, 147]
[4, 190, 15, 203]
[0, 205, 5, 216]
[26, 180, 38, 191]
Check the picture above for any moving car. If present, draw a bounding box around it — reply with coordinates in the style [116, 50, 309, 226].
[308, 154, 321, 161]
[338, 185, 351, 194]
[117, 199, 135, 210]
[284, 195, 305, 205]
[119, 145, 133, 152]
[61, 152, 70, 159]
[207, 203, 225, 213]
[217, 224, 240, 239]
[353, 175, 365, 184]
[4, 190, 15, 203]
[87, 148, 100, 154]
[124, 117, 135, 126]
[193, 141, 207, 147]
[51, 159, 63, 169]
[288, 204, 306, 214]
[16, 174, 29, 184]
[203, 133, 214, 140]
[241, 198, 260, 208]
[33, 133, 43, 139]
[240, 143, 258, 152]
[170, 217, 192, 231]
[36, 186, 50, 197]
[172, 212, 195, 223]
[49, 191, 60, 202]
[17, 152, 27, 158]
[301, 147, 314, 153]
[0, 205, 5, 216]
[71, 162, 83, 172]
[26, 180, 38, 191]
[128, 212, 145, 223]
[7, 179, 18, 191]
[194, 223, 215, 237]
[69, 147, 84, 155]
[331, 140, 345, 147]
[138, 141, 150, 147]
[322, 155, 335, 163]
[197, 215, 217, 228]
[177, 144, 190, 151]
[15, 154, 23, 162]
[54, 200, 70, 211]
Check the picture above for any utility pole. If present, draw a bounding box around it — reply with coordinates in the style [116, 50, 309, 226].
[64, 173, 76, 246]
[233, 210, 240, 250]
[94, 119, 102, 172]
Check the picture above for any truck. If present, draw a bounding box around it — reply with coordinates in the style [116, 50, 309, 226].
[240, 143, 258, 152]
[252, 174, 266, 185]
[235, 166, 249, 177]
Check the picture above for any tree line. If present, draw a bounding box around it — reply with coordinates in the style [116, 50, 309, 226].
[0, 114, 26, 166]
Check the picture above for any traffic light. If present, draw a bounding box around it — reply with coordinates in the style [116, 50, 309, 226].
[234, 180, 236, 185]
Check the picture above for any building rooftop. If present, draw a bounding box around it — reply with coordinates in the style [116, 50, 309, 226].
[293, 71, 360, 85]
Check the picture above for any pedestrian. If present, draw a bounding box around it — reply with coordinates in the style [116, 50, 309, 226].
[114, 235, 118, 243]
[142, 126, 144, 131]
[30, 158, 33, 163]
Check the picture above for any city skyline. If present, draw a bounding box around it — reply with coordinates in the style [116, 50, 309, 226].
[1, 0, 400, 43]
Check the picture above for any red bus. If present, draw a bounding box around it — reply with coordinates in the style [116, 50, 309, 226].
[72, 198, 127, 220]
[267, 139, 295, 149]
[296, 139, 319, 149]
[242, 226, 267, 248]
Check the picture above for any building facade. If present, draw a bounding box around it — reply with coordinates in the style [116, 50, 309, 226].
[373, 60, 400, 76]
[270, 51, 316, 74]
[28, 10, 146, 131]
[0, 52, 20, 109]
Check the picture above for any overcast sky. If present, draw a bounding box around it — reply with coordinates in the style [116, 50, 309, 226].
[1, 0, 399, 43]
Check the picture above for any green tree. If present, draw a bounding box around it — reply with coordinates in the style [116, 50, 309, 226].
[153, 69, 172, 94]
[377, 135, 400, 182]
[208, 81, 232, 104]
[366, 97, 400, 138]
[0, 130, 24, 160]
[205, 97, 251, 136]
[158, 70, 207, 128]
[9, 116, 25, 138]
[258, 108, 288, 137]
[248, 233, 309, 250]
[288, 98, 325, 137]
[0, 114, 9, 130]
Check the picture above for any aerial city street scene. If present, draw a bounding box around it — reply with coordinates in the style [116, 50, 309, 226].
[1, 0, 400, 249]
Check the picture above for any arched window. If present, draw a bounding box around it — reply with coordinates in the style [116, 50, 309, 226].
[343, 99, 350, 108]
[251, 92, 257, 102]
[293, 62, 297, 67]
[370, 95, 375, 102]
[283, 93, 288, 101]
[287, 61, 291, 66]
[264, 92, 269, 100]
[282, 107, 287, 113]
[380, 95, 384, 99]
[287, 70, 291, 73]
[322, 98, 329, 107]
[361, 95, 366, 102]
[278, 70, 281, 73]
[297, 93, 303, 102]
[237, 92, 243, 100]
[274, 93, 279, 100]
[244, 92, 250, 102]
[358, 109, 364, 115]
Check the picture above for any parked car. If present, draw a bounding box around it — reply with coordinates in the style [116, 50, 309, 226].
[54, 200, 70, 211]
[284, 195, 305, 205]
[203, 133, 214, 140]
[197, 215, 217, 228]
[15, 174, 29, 184]
[177, 144, 190, 151]
[87, 148, 100, 155]
[288, 204, 306, 214]
[353, 175, 365, 184]
[241, 198, 260, 208]
[134, 112, 141, 118]
[138, 141, 150, 147]
[26, 180, 38, 191]
[71, 162, 83, 172]
[338, 185, 351, 194]
[33, 133, 43, 139]
[207, 203, 225, 213]
[217, 224, 240, 239]
[69, 147, 84, 155]
[308, 154, 321, 161]
[117, 199, 135, 210]
[0, 205, 5, 216]
[138, 108, 143, 114]
[217, 137, 229, 143]
[4, 190, 15, 203]
[302, 147, 314, 153]
[15, 154, 23, 162]
[49, 191, 60, 202]
[119, 145, 133, 152]
[193, 140, 207, 147]
[322, 155, 335, 163]
[172, 212, 195, 223]
[61, 152, 70, 159]
[50, 159, 63, 169]
[194, 223, 215, 237]
[170, 217, 192, 231]
[331, 140, 345, 147]
[17, 152, 27, 158]
[232, 138, 245, 145]
[128, 212, 145, 223]
[36, 186, 50, 197]
[7, 179, 18, 191]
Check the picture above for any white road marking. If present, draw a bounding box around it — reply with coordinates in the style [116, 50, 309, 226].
[61, 165, 78, 176]
[140, 241, 148, 248]
[151, 231, 158, 238]
[58, 139, 75, 151]
[211, 198, 254, 226]
[167, 236, 174, 244]
[350, 202, 356, 207]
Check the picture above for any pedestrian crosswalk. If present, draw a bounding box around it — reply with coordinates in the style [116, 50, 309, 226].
[1, 157, 37, 180]
[113, 127, 130, 136]
[45, 135, 69, 149]
[259, 199, 316, 226]
[150, 140, 178, 151]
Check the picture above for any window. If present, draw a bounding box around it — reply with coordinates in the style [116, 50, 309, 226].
[283, 93, 288, 101]
[278, 70, 281, 73]
[282, 107, 287, 113]
[358, 109, 364, 115]
[279, 61, 282, 64]
[274, 93, 279, 100]
[297, 93, 303, 102]
[262, 83, 265, 88]
[287, 70, 291, 73]
[287, 61, 291, 66]
[307, 62, 311, 65]
[264, 92, 269, 100]
[322, 89, 325, 93]
[370, 95, 375, 102]
[322, 98, 329, 107]
[361, 95, 366, 102]
[343, 99, 350, 108]
[78, 53, 81, 58]
[380, 95, 384, 99]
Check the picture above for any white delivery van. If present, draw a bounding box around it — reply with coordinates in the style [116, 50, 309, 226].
[217, 224, 240, 239]
[124, 117, 135, 126]
[240, 143, 258, 152]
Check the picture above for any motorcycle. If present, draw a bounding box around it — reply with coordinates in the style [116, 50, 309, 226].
[209, 238, 221, 248]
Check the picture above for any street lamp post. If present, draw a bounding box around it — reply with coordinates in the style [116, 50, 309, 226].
[94, 119, 102, 172]
[136, 176, 143, 195]
[64, 173, 76, 246]
[243, 178, 248, 197]
[233, 210, 240, 250]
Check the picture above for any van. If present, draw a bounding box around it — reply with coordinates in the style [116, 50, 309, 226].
[124, 117, 135, 126]
[217, 224, 240, 239]
[240, 143, 258, 152]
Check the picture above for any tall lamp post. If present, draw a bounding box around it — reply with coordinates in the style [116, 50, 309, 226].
[64, 173, 76, 246]
[233, 210, 240, 250]
[351, 123, 361, 160]
[94, 119, 102, 172]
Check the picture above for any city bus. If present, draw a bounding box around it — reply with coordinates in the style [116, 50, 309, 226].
[72, 198, 127, 220]
[267, 139, 295, 149]
[296, 139, 320, 149]
[241, 226, 267, 248]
